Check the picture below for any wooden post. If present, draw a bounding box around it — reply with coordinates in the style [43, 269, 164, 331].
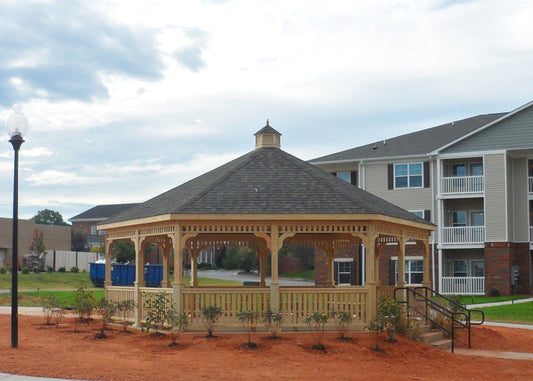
[270, 224, 280, 311]
[172, 229, 185, 314]
[422, 240, 432, 289]
[161, 244, 170, 288]
[259, 247, 268, 287]
[190, 248, 199, 287]
[364, 231, 377, 321]
[326, 245, 335, 287]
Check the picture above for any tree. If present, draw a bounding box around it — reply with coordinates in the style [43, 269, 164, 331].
[112, 240, 135, 263]
[26, 229, 46, 271]
[31, 209, 69, 226]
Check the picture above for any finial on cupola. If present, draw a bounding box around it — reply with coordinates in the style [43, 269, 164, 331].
[254, 119, 282, 149]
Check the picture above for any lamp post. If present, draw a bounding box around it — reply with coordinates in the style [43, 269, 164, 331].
[5, 104, 28, 348]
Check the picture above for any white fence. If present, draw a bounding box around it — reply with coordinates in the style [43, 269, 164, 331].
[440, 176, 484, 195]
[441, 276, 485, 295]
[441, 226, 485, 245]
[44, 250, 103, 272]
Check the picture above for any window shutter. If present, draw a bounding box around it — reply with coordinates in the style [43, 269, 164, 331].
[331, 172, 336, 177]
[350, 171, 357, 186]
[423, 161, 430, 188]
[389, 260, 396, 286]
[424, 210, 431, 222]
[351, 261, 357, 286]
[387, 164, 394, 190]
[334, 262, 339, 285]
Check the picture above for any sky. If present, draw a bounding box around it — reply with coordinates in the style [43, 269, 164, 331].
[1, 0, 533, 222]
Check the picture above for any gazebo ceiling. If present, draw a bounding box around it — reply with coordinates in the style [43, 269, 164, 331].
[102, 123, 433, 228]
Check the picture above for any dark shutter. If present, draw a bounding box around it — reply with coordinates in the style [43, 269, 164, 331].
[424, 210, 431, 222]
[350, 171, 357, 186]
[331, 172, 336, 177]
[423, 161, 430, 188]
[389, 260, 396, 286]
[387, 164, 394, 190]
[333, 262, 339, 285]
[351, 261, 357, 286]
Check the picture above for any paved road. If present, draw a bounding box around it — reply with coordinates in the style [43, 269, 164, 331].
[195, 269, 315, 286]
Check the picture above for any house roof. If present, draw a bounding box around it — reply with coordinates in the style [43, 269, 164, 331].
[69, 203, 140, 222]
[309, 113, 507, 163]
[103, 130, 432, 227]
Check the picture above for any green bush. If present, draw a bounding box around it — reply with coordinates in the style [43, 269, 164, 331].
[73, 287, 96, 325]
[0, 266, 7, 274]
[22, 267, 30, 274]
[237, 310, 259, 348]
[330, 310, 353, 340]
[305, 312, 329, 350]
[165, 309, 189, 347]
[262, 309, 283, 338]
[201, 305, 223, 337]
[368, 297, 403, 351]
[143, 292, 172, 334]
[58, 267, 66, 273]
[46, 265, 54, 273]
[70, 266, 79, 273]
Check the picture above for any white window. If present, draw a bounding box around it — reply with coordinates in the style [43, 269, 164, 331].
[410, 210, 424, 219]
[91, 225, 97, 235]
[98, 229, 105, 236]
[335, 259, 353, 285]
[452, 211, 467, 227]
[452, 164, 466, 176]
[471, 211, 484, 226]
[470, 163, 483, 176]
[337, 171, 351, 183]
[394, 163, 422, 188]
[394, 257, 424, 285]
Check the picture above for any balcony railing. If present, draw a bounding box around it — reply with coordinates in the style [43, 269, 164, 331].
[441, 277, 485, 295]
[441, 226, 485, 245]
[529, 177, 533, 193]
[440, 176, 484, 195]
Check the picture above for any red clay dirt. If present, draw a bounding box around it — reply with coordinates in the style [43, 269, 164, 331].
[1, 314, 533, 381]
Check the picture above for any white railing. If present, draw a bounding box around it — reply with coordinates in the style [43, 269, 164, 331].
[440, 176, 484, 195]
[441, 277, 485, 295]
[529, 177, 533, 193]
[441, 226, 485, 245]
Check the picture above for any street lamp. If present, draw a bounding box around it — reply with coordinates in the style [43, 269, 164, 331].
[5, 104, 28, 348]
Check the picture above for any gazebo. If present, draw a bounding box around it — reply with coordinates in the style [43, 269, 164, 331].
[99, 123, 435, 329]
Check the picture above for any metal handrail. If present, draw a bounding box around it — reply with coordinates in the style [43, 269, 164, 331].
[393, 287, 484, 353]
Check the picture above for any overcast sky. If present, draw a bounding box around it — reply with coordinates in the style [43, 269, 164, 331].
[1, 0, 533, 222]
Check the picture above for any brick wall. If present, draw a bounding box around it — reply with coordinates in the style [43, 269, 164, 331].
[314, 245, 361, 286]
[486, 242, 531, 295]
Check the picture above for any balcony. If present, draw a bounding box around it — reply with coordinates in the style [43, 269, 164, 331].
[440, 226, 485, 245]
[441, 276, 485, 295]
[440, 176, 484, 197]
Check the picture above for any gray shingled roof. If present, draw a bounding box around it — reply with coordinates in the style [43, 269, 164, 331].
[254, 121, 281, 136]
[103, 146, 432, 226]
[309, 113, 507, 163]
[70, 203, 140, 221]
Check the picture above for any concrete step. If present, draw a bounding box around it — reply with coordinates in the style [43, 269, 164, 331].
[419, 331, 443, 344]
[431, 338, 453, 351]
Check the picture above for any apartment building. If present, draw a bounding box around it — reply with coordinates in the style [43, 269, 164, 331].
[310, 100, 533, 296]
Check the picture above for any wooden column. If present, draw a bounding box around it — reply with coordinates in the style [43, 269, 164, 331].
[326, 245, 335, 287]
[189, 248, 199, 287]
[258, 246, 268, 287]
[397, 236, 406, 288]
[270, 224, 280, 311]
[133, 236, 144, 326]
[161, 244, 170, 288]
[422, 240, 432, 289]
[171, 229, 185, 313]
[104, 240, 113, 288]
[363, 231, 377, 321]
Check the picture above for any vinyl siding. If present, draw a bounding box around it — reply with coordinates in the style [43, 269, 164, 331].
[364, 161, 433, 212]
[507, 156, 514, 240]
[511, 157, 529, 242]
[442, 106, 533, 153]
[484, 153, 507, 242]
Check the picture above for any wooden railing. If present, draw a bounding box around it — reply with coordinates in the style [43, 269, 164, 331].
[440, 176, 484, 195]
[440, 277, 485, 295]
[280, 287, 368, 327]
[107, 286, 369, 328]
[441, 226, 485, 245]
[182, 287, 270, 326]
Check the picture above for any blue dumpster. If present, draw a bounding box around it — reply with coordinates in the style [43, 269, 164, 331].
[89, 263, 106, 287]
[89, 263, 163, 287]
[145, 264, 163, 287]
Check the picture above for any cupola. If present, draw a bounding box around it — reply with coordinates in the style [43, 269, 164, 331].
[254, 119, 281, 149]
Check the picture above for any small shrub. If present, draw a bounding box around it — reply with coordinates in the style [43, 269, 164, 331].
[368, 297, 402, 352]
[305, 312, 329, 350]
[143, 292, 171, 335]
[201, 306, 223, 338]
[46, 265, 54, 273]
[237, 310, 259, 348]
[70, 266, 80, 273]
[0, 266, 7, 274]
[58, 267, 66, 273]
[115, 299, 135, 332]
[262, 309, 283, 339]
[489, 288, 500, 297]
[22, 267, 30, 274]
[41, 295, 60, 326]
[95, 298, 117, 339]
[330, 310, 353, 341]
[165, 309, 189, 347]
[73, 286, 96, 326]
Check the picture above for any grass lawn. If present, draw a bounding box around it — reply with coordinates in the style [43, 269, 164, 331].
[0, 271, 93, 290]
[477, 301, 533, 324]
[0, 289, 106, 307]
[456, 295, 530, 305]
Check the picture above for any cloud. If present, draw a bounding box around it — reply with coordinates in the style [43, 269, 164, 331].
[0, 0, 165, 104]
[27, 170, 110, 186]
[174, 27, 209, 72]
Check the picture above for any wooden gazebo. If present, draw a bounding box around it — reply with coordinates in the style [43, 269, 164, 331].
[99, 123, 435, 329]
